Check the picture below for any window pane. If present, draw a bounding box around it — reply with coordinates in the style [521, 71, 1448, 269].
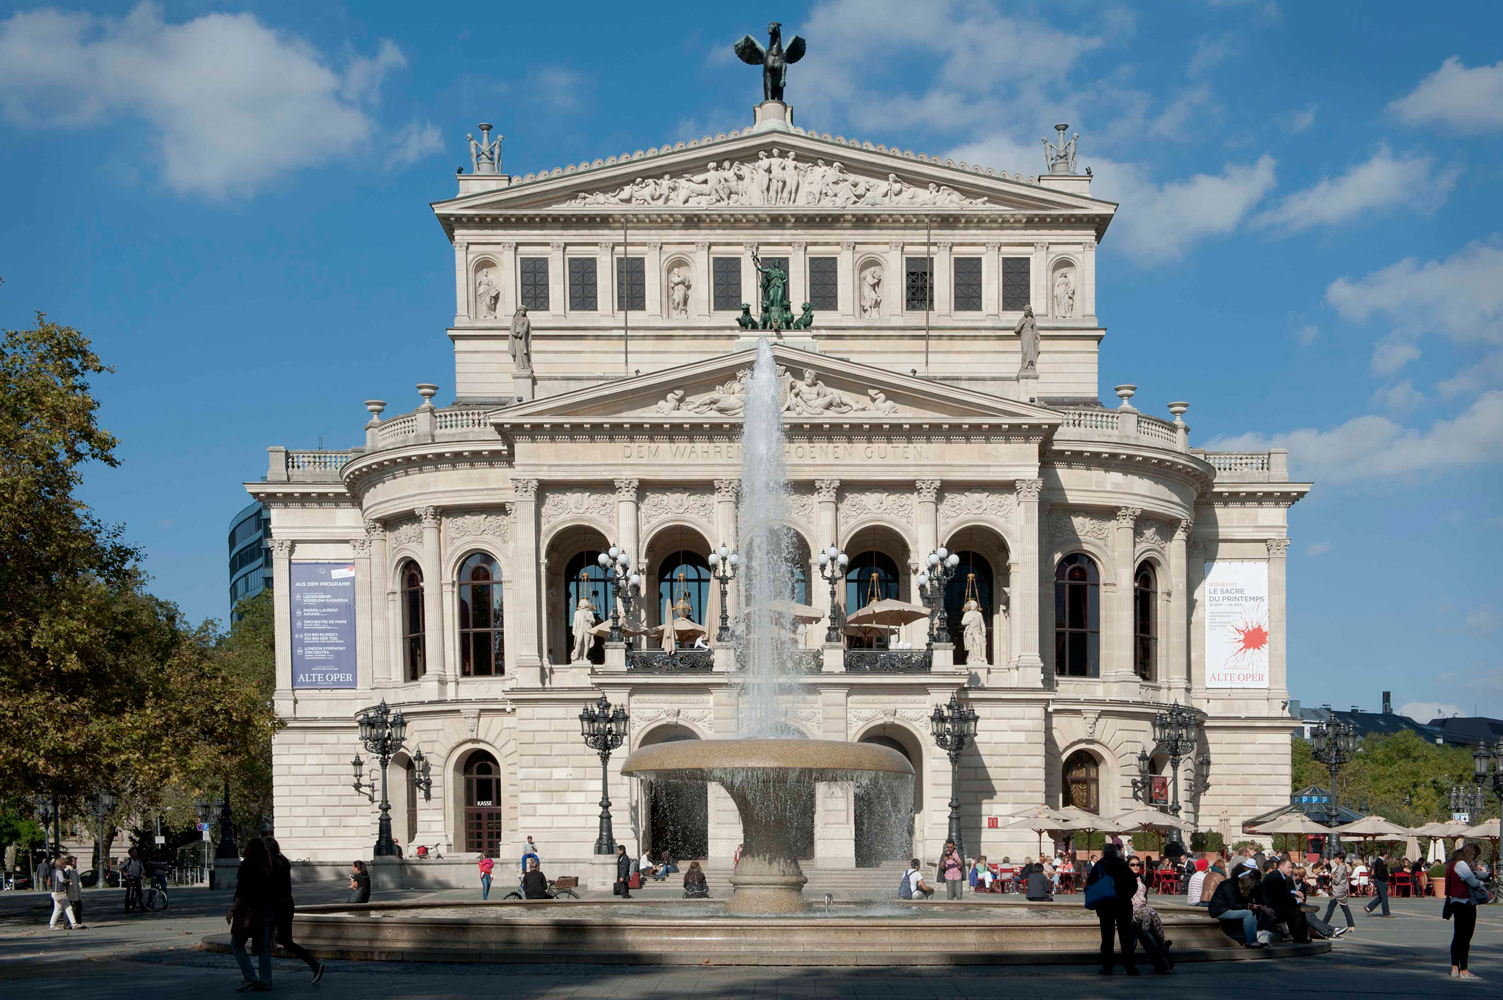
[473, 633, 492, 675]
[1002, 257, 1030, 311]
[616, 257, 645, 311]
[905, 257, 933, 310]
[1086, 632, 1099, 677]
[712, 257, 741, 311]
[568, 257, 597, 311]
[471, 586, 492, 631]
[520, 257, 549, 311]
[953, 257, 982, 311]
[1067, 582, 1087, 630]
[808, 257, 838, 310]
[1068, 633, 1087, 676]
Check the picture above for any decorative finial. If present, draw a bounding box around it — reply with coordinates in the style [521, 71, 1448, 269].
[1114, 384, 1137, 410]
[1167, 401, 1189, 424]
[468, 122, 502, 175]
[364, 400, 386, 426]
[416, 383, 439, 409]
[1044, 123, 1078, 175]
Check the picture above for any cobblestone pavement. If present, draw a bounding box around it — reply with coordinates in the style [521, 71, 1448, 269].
[1, 888, 1495, 998]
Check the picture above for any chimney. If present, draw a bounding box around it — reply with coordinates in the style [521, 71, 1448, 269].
[1382, 691, 1393, 715]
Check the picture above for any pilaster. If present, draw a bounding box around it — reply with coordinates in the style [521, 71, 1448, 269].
[839, 241, 855, 319]
[984, 241, 1000, 319]
[694, 241, 711, 318]
[645, 240, 663, 318]
[885, 241, 903, 318]
[1169, 519, 1191, 698]
[418, 505, 448, 699]
[1267, 537, 1290, 709]
[548, 240, 565, 317]
[934, 241, 953, 317]
[366, 519, 391, 689]
[1013, 479, 1043, 687]
[1109, 506, 1140, 694]
[272, 539, 294, 707]
[352, 531, 374, 694]
[790, 240, 807, 312]
[453, 240, 469, 324]
[511, 479, 544, 686]
[597, 241, 616, 317]
[498, 242, 517, 319]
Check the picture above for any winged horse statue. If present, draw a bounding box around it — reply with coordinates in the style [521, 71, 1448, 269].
[734, 21, 807, 103]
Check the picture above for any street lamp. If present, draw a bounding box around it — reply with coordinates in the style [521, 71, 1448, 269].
[354, 699, 415, 857]
[930, 692, 979, 856]
[917, 548, 962, 645]
[1311, 719, 1357, 858]
[412, 747, 433, 801]
[1150, 703, 1201, 852]
[194, 798, 214, 881]
[1131, 748, 1154, 804]
[708, 545, 739, 643]
[1451, 783, 1484, 821]
[33, 790, 60, 858]
[87, 790, 117, 879]
[816, 546, 849, 644]
[596, 545, 640, 644]
[579, 694, 630, 854]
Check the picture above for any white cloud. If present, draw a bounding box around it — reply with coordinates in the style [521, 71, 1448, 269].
[1466, 606, 1499, 637]
[1391, 56, 1503, 134]
[1283, 104, 1317, 134]
[1090, 155, 1277, 263]
[1149, 85, 1213, 139]
[535, 66, 585, 111]
[1188, 34, 1238, 76]
[1297, 324, 1318, 345]
[388, 121, 442, 168]
[1401, 701, 1460, 722]
[1438, 351, 1503, 398]
[1253, 148, 1457, 234]
[1206, 390, 1503, 484]
[1370, 380, 1422, 411]
[1306, 541, 1334, 556]
[1370, 338, 1421, 374]
[1327, 241, 1503, 346]
[0, 4, 421, 197]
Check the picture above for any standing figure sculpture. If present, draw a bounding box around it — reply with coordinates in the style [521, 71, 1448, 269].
[860, 267, 882, 317]
[961, 599, 988, 666]
[1053, 270, 1075, 319]
[1015, 304, 1040, 374]
[734, 21, 807, 103]
[509, 306, 533, 372]
[668, 266, 692, 318]
[751, 251, 794, 331]
[571, 598, 596, 663]
[475, 267, 500, 320]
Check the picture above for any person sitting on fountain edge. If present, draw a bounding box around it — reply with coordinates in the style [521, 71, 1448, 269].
[899, 859, 935, 900]
[683, 861, 710, 898]
[521, 857, 550, 899]
[639, 850, 661, 881]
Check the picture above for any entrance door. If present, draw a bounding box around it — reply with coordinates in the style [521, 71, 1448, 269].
[464, 751, 503, 857]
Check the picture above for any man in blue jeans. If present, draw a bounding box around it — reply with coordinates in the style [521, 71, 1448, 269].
[1364, 852, 1392, 917]
[1207, 863, 1274, 948]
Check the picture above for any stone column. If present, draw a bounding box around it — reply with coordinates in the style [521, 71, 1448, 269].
[418, 506, 448, 698]
[915, 480, 941, 556]
[615, 479, 640, 629]
[1013, 480, 1043, 687]
[885, 241, 903, 318]
[934, 241, 952, 317]
[510, 479, 544, 686]
[839, 241, 855, 319]
[790, 241, 807, 314]
[694, 241, 711, 318]
[713, 479, 739, 630]
[813, 479, 840, 627]
[352, 531, 374, 692]
[365, 519, 391, 688]
[498, 242, 517, 319]
[1109, 506, 1140, 692]
[271, 539, 294, 701]
[1081, 239, 1097, 320]
[984, 241, 1000, 318]
[453, 240, 470, 324]
[1168, 519, 1191, 697]
[1032, 242, 1049, 316]
[1267, 538, 1290, 706]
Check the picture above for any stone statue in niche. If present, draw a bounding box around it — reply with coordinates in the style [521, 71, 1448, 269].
[1015, 304, 1039, 375]
[668, 265, 692, 318]
[509, 306, 533, 372]
[859, 266, 882, 317]
[570, 597, 596, 662]
[752, 250, 794, 331]
[475, 267, 500, 320]
[1053, 269, 1075, 318]
[961, 599, 988, 666]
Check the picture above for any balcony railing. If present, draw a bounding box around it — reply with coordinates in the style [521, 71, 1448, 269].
[1200, 448, 1289, 483]
[844, 649, 933, 673]
[627, 649, 714, 673]
[1052, 406, 1185, 452]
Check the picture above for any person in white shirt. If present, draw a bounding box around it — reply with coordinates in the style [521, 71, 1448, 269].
[1186, 860, 1208, 905]
[901, 859, 935, 900]
[639, 852, 659, 881]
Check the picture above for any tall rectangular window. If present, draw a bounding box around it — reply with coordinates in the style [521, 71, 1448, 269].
[567, 257, 597, 311]
[905, 256, 933, 310]
[1002, 257, 1031, 311]
[712, 256, 741, 311]
[808, 257, 838, 311]
[616, 256, 645, 311]
[953, 257, 982, 312]
[519, 257, 549, 311]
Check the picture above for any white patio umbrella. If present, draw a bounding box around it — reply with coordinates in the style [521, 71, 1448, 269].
[999, 810, 1097, 856]
[589, 615, 650, 637]
[1103, 806, 1193, 833]
[1462, 818, 1502, 839]
[1413, 819, 1471, 838]
[1252, 813, 1335, 836]
[1331, 815, 1413, 839]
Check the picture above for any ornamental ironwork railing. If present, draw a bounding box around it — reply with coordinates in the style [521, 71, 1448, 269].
[844, 649, 933, 673]
[627, 650, 714, 673]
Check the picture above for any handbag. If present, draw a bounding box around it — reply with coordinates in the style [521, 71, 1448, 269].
[1083, 863, 1117, 911]
[1469, 882, 1493, 905]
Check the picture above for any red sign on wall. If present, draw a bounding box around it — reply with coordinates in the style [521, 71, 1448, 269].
[1150, 776, 1169, 806]
[987, 816, 999, 829]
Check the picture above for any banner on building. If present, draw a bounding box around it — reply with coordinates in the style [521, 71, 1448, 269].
[1204, 559, 1270, 689]
[291, 561, 357, 688]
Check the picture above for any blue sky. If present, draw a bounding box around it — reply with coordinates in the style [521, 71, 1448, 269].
[1, 1, 1500, 719]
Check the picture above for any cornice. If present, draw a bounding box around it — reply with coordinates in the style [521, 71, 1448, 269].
[342, 441, 511, 491]
[1044, 443, 1215, 493]
[1203, 482, 1312, 508]
[246, 481, 353, 506]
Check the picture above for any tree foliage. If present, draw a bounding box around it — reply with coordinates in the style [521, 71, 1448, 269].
[1292, 729, 1478, 826]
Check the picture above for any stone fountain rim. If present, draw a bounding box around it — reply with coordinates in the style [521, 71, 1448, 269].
[620, 737, 915, 778]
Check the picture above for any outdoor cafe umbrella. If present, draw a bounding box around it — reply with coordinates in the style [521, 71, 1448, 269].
[1414, 818, 1471, 862]
[1251, 812, 1334, 852]
[1103, 806, 1192, 835]
[589, 616, 650, 637]
[844, 598, 930, 645]
[1462, 818, 1501, 839]
[999, 809, 1097, 856]
[1331, 815, 1413, 839]
[769, 600, 824, 625]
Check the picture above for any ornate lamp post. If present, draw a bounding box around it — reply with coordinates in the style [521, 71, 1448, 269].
[412, 747, 433, 801]
[580, 694, 630, 854]
[917, 548, 961, 646]
[1451, 783, 1484, 822]
[33, 791, 60, 858]
[1150, 703, 1201, 852]
[86, 789, 117, 878]
[596, 545, 640, 643]
[353, 700, 412, 857]
[708, 545, 739, 643]
[1311, 719, 1357, 858]
[214, 777, 239, 860]
[930, 692, 979, 855]
[1131, 748, 1153, 804]
[816, 545, 848, 644]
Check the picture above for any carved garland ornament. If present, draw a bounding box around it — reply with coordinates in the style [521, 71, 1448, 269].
[640, 490, 716, 531]
[567, 153, 988, 209]
[839, 491, 915, 523]
[1134, 518, 1170, 552]
[652, 364, 901, 417]
[540, 489, 615, 530]
[786, 491, 816, 529]
[847, 706, 933, 734]
[387, 518, 422, 548]
[634, 706, 715, 732]
[938, 489, 1016, 535]
[1047, 510, 1112, 542]
[446, 509, 513, 543]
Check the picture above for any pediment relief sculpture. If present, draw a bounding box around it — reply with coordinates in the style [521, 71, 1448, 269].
[567, 152, 988, 209]
[651, 365, 903, 417]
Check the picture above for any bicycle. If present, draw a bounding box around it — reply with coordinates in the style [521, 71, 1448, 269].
[503, 876, 579, 901]
[141, 882, 169, 912]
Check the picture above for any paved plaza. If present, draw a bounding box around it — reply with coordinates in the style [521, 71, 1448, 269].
[0, 886, 1494, 999]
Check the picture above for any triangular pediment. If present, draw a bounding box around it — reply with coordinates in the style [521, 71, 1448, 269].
[492, 345, 1062, 428]
[435, 128, 1115, 218]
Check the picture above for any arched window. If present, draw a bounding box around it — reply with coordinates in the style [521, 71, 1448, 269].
[458, 552, 504, 677]
[463, 750, 503, 857]
[1134, 562, 1156, 681]
[1054, 553, 1099, 677]
[657, 551, 710, 626]
[400, 561, 425, 682]
[845, 551, 901, 650]
[944, 552, 993, 666]
[1062, 750, 1100, 814]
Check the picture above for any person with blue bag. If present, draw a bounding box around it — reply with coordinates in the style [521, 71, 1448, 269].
[1444, 843, 1489, 980]
[1084, 843, 1139, 975]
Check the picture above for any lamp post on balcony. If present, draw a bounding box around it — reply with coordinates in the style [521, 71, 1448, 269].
[1311, 720, 1356, 858]
[930, 692, 979, 856]
[708, 545, 739, 643]
[917, 548, 961, 646]
[816, 546, 849, 644]
[597, 545, 639, 644]
[1150, 703, 1201, 853]
[580, 694, 630, 854]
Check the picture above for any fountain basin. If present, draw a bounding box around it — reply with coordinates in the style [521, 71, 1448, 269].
[622, 738, 913, 914]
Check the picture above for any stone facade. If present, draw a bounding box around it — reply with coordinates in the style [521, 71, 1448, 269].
[251, 103, 1308, 869]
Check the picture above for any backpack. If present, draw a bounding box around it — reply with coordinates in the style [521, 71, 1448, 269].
[898, 870, 915, 899]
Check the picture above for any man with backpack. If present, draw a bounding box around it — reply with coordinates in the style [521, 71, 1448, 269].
[898, 858, 934, 900]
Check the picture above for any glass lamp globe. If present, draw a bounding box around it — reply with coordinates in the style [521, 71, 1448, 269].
[817, 552, 829, 567]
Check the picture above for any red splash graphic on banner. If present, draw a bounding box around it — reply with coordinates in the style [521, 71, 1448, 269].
[1234, 623, 1268, 654]
[1222, 611, 1271, 672]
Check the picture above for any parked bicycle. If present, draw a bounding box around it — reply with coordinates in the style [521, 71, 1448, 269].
[503, 876, 579, 900]
[141, 882, 169, 912]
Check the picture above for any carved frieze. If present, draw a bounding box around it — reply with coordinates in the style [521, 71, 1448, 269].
[786, 491, 816, 530]
[1134, 518, 1170, 552]
[633, 705, 715, 732]
[847, 705, 932, 735]
[446, 509, 513, 543]
[652, 364, 901, 416]
[387, 518, 422, 548]
[540, 489, 615, 530]
[839, 491, 915, 523]
[640, 490, 715, 531]
[567, 154, 989, 208]
[1047, 510, 1112, 542]
[938, 489, 1016, 535]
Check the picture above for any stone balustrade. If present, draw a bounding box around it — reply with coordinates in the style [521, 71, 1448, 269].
[266, 446, 363, 483]
[1198, 448, 1290, 482]
[1052, 405, 1186, 451]
[369, 405, 497, 451]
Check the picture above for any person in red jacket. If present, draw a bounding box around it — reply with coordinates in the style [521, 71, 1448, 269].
[478, 855, 495, 899]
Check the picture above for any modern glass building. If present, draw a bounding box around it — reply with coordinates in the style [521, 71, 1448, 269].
[228, 500, 272, 614]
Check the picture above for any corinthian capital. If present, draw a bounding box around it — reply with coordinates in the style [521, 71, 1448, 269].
[915, 479, 941, 502]
[1116, 506, 1141, 528]
[512, 478, 539, 500]
[615, 478, 640, 501]
[351, 536, 373, 556]
[713, 478, 739, 501]
[1014, 478, 1043, 502]
[1174, 518, 1193, 541]
[814, 479, 840, 501]
[418, 506, 441, 528]
[1266, 538, 1291, 557]
[271, 538, 294, 557]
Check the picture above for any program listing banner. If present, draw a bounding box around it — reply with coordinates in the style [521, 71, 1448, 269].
[291, 561, 357, 689]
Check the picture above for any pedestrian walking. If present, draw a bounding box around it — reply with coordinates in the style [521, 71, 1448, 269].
[613, 844, 633, 899]
[939, 841, 965, 900]
[1364, 851, 1392, 918]
[478, 855, 495, 900]
[122, 848, 144, 913]
[47, 861, 81, 930]
[1323, 852, 1355, 931]
[63, 855, 83, 925]
[265, 837, 326, 983]
[1445, 843, 1487, 980]
[347, 860, 371, 903]
[1086, 843, 1138, 975]
[228, 838, 275, 992]
[36, 856, 54, 896]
